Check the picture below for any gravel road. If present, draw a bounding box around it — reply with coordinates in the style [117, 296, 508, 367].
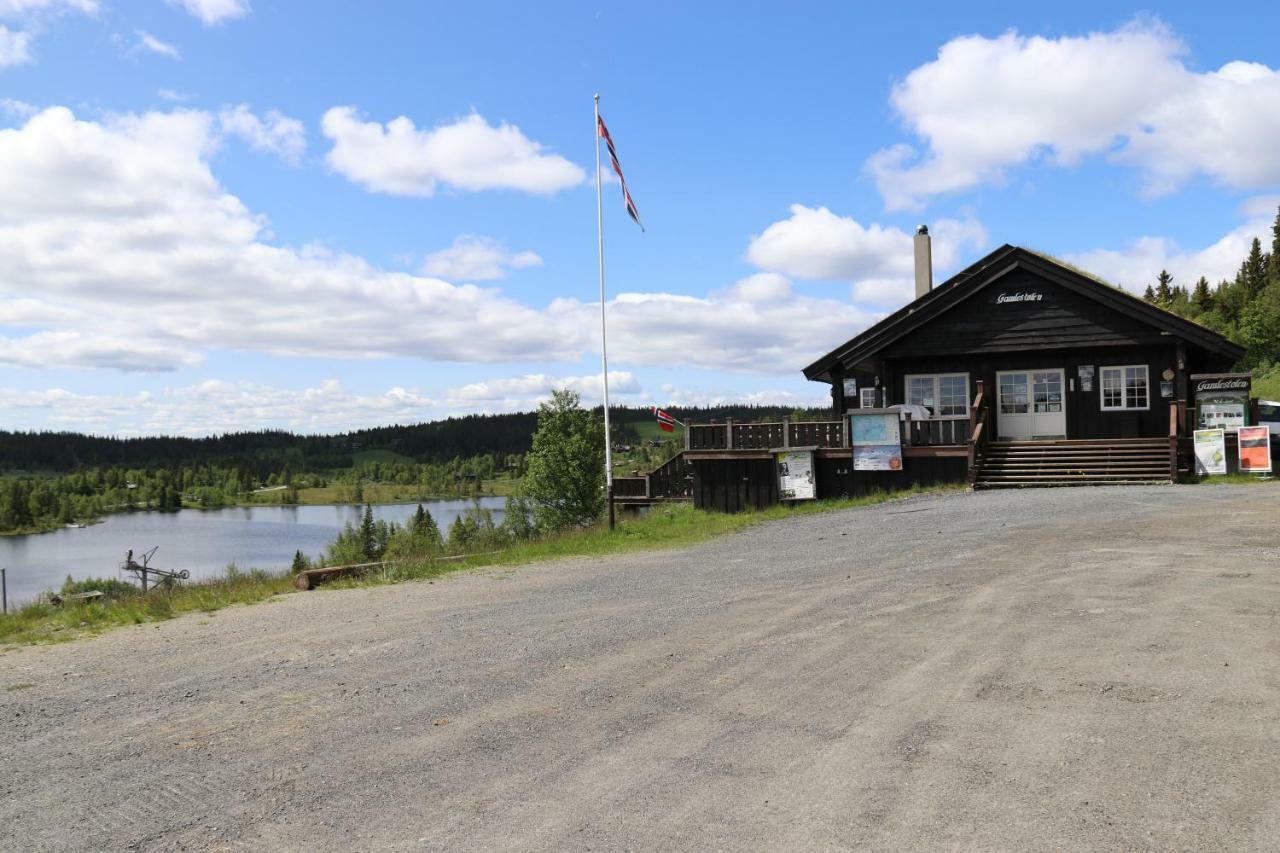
[3, 485, 1279, 852]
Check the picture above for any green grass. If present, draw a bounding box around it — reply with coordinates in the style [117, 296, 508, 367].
[1254, 364, 1280, 401]
[1179, 472, 1276, 485]
[0, 484, 958, 649]
[351, 448, 418, 466]
[239, 478, 520, 506]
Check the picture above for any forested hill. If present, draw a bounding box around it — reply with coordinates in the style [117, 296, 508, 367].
[0, 405, 828, 473]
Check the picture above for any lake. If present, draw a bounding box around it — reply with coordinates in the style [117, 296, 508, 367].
[0, 498, 506, 606]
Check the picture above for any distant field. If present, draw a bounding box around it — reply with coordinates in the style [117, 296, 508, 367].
[627, 420, 683, 443]
[241, 478, 519, 506]
[351, 448, 418, 466]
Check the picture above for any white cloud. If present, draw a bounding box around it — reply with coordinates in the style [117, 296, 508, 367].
[0, 0, 96, 14]
[444, 371, 641, 409]
[0, 379, 440, 435]
[322, 107, 586, 197]
[420, 235, 542, 281]
[156, 88, 191, 102]
[746, 204, 987, 306]
[0, 105, 885, 380]
[0, 24, 31, 65]
[218, 104, 305, 164]
[655, 383, 828, 409]
[0, 97, 36, 117]
[869, 20, 1280, 210]
[1065, 200, 1278, 293]
[166, 0, 248, 26]
[552, 274, 881, 373]
[135, 29, 180, 59]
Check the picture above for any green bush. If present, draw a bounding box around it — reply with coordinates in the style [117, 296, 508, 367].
[59, 575, 137, 600]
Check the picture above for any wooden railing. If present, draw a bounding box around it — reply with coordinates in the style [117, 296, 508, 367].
[1168, 401, 1180, 482]
[648, 452, 693, 499]
[611, 476, 648, 498]
[902, 418, 969, 446]
[686, 418, 845, 451]
[966, 380, 991, 486]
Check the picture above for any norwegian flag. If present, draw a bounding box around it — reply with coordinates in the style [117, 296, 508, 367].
[652, 406, 678, 432]
[598, 114, 644, 231]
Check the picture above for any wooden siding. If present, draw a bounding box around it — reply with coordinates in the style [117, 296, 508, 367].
[882, 269, 1166, 358]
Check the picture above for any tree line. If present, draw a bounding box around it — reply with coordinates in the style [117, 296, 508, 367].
[1142, 205, 1280, 372]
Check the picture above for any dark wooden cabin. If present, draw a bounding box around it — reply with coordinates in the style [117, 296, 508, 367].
[805, 244, 1243, 443]
[616, 244, 1257, 511]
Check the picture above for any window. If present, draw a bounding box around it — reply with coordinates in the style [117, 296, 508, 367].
[1100, 365, 1149, 411]
[905, 373, 970, 418]
[860, 387, 878, 408]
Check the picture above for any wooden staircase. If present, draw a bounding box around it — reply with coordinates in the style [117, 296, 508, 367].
[974, 438, 1174, 488]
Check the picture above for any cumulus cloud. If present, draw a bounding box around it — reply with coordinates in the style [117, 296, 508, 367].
[746, 204, 987, 306]
[869, 20, 1280, 210]
[1064, 199, 1279, 293]
[166, 0, 248, 26]
[0, 0, 97, 67]
[0, 379, 440, 435]
[552, 275, 881, 373]
[0, 105, 876, 378]
[321, 107, 586, 197]
[134, 29, 180, 60]
[218, 104, 305, 164]
[420, 235, 542, 281]
[444, 371, 641, 409]
[655, 383, 829, 409]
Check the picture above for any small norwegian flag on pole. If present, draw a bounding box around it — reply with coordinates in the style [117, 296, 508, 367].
[652, 407, 679, 433]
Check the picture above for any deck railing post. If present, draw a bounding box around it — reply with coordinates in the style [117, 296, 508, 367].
[725, 418, 734, 450]
[683, 419, 691, 451]
[781, 418, 790, 450]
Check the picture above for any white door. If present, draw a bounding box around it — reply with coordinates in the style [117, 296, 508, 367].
[997, 369, 1067, 439]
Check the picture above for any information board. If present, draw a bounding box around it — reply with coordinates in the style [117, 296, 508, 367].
[777, 450, 816, 500]
[1193, 428, 1227, 476]
[850, 412, 903, 472]
[1193, 373, 1251, 432]
[1237, 426, 1273, 474]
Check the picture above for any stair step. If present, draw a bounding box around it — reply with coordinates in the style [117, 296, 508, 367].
[976, 480, 1170, 488]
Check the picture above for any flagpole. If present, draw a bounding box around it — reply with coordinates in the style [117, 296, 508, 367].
[594, 93, 615, 527]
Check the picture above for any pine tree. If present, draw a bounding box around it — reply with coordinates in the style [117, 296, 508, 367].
[291, 550, 309, 574]
[1243, 237, 1267, 299]
[1142, 285, 1156, 302]
[1270, 205, 1280, 287]
[1154, 270, 1174, 306]
[1192, 276, 1213, 313]
[410, 503, 442, 549]
[358, 504, 378, 560]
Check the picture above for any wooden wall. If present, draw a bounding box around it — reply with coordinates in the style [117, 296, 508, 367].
[691, 454, 967, 513]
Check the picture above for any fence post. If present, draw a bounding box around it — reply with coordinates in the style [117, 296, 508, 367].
[683, 420, 691, 451]
[725, 418, 734, 450]
[2, 567, 6, 615]
[781, 418, 790, 450]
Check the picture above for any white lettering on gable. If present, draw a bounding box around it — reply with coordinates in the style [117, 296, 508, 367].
[995, 291, 1044, 304]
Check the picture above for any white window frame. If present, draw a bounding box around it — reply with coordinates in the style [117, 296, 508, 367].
[859, 387, 878, 408]
[904, 372, 970, 419]
[1099, 364, 1150, 412]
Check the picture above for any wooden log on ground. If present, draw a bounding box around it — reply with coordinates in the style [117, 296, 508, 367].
[293, 561, 388, 591]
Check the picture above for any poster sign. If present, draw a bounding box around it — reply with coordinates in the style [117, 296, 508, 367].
[1237, 426, 1273, 474]
[842, 378, 858, 400]
[1078, 365, 1094, 392]
[1192, 373, 1251, 432]
[850, 412, 903, 472]
[1193, 429, 1227, 476]
[777, 450, 816, 500]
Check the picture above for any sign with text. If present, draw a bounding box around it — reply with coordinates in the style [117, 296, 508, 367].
[1237, 426, 1273, 474]
[850, 412, 903, 472]
[1193, 429, 1227, 476]
[993, 291, 1044, 305]
[777, 450, 816, 500]
[1192, 373, 1251, 432]
[842, 378, 858, 400]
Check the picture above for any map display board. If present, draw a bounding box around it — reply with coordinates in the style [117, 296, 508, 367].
[777, 450, 816, 500]
[1237, 426, 1273, 474]
[1193, 428, 1227, 476]
[850, 412, 903, 472]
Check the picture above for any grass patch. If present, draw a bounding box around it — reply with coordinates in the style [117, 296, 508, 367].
[1, 484, 958, 649]
[1179, 472, 1276, 485]
[242, 478, 519, 506]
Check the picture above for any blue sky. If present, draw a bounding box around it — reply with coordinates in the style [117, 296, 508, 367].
[2, 0, 1279, 434]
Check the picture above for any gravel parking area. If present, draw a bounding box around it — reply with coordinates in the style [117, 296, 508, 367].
[2, 485, 1279, 851]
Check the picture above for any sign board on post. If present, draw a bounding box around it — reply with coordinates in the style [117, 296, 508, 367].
[1193, 429, 1227, 476]
[850, 412, 903, 472]
[842, 378, 858, 400]
[1237, 426, 1273, 474]
[777, 450, 816, 500]
[1192, 373, 1251, 432]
